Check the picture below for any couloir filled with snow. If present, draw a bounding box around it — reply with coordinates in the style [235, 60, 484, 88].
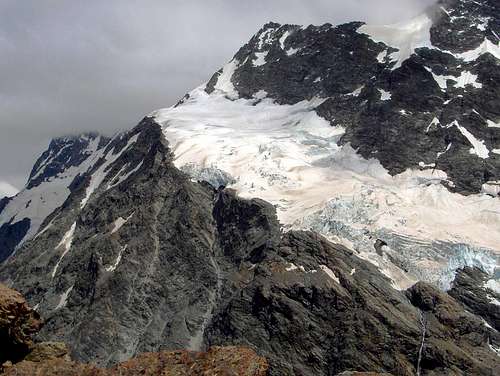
[154, 81, 500, 289]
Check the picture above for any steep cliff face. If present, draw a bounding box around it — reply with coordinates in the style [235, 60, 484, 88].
[448, 266, 500, 330]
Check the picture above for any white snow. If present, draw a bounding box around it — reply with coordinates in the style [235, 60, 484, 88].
[0, 182, 18, 198]
[377, 50, 388, 63]
[279, 30, 291, 50]
[286, 263, 306, 272]
[154, 81, 500, 290]
[450, 38, 500, 62]
[493, 149, 500, 155]
[319, 265, 340, 284]
[111, 213, 134, 234]
[253, 51, 268, 67]
[80, 133, 140, 208]
[482, 182, 500, 196]
[257, 28, 276, 50]
[487, 120, 500, 128]
[285, 263, 298, 271]
[437, 143, 452, 158]
[105, 245, 127, 272]
[286, 47, 300, 56]
[419, 162, 436, 169]
[55, 285, 74, 310]
[51, 222, 76, 278]
[253, 90, 268, 100]
[484, 278, 500, 306]
[107, 160, 144, 190]
[426, 117, 440, 133]
[378, 89, 392, 101]
[452, 121, 490, 159]
[358, 13, 433, 69]
[485, 279, 500, 294]
[425, 68, 482, 90]
[347, 86, 364, 97]
[453, 71, 482, 89]
[212, 59, 240, 100]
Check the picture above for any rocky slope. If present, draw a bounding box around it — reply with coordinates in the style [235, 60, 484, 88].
[0, 283, 268, 376]
[0, 283, 42, 365]
[0, 0, 499, 375]
[448, 266, 500, 330]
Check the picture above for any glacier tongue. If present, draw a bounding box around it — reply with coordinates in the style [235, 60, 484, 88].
[155, 86, 500, 287]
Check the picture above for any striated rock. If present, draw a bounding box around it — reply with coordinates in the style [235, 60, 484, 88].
[0, 283, 42, 365]
[448, 267, 500, 330]
[207, 232, 500, 375]
[406, 282, 500, 375]
[1, 347, 268, 376]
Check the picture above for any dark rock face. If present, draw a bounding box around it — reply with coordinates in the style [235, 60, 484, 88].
[205, 0, 500, 194]
[26, 133, 109, 190]
[0, 218, 30, 263]
[448, 267, 500, 330]
[0, 283, 42, 365]
[1, 121, 498, 375]
[208, 232, 499, 376]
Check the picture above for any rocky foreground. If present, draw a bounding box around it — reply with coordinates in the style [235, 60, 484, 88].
[0, 282, 268, 375]
[2, 277, 499, 375]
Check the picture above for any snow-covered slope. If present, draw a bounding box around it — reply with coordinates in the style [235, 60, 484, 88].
[0, 130, 146, 261]
[155, 85, 500, 289]
[155, 0, 500, 288]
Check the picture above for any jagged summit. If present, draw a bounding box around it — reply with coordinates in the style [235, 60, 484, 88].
[201, 0, 499, 194]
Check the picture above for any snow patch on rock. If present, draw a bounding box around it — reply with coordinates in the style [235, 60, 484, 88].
[51, 222, 77, 279]
[358, 13, 433, 69]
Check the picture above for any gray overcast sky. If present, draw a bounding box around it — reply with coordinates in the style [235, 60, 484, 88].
[0, 0, 436, 189]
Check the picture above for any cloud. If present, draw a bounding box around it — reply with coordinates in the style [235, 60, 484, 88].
[0, 0, 436, 188]
[0, 181, 19, 198]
